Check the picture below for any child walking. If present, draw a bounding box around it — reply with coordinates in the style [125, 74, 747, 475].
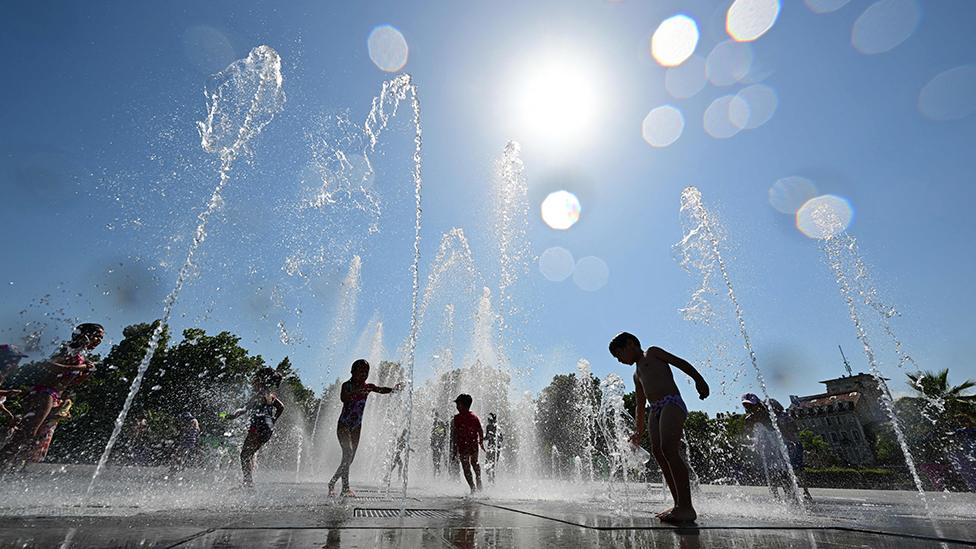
[328, 359, 400, 497]
[385, 428, 413, 484]
[450, 393, 484, 494]
[609, 332, 709, 524]
[226, 368, 285, 489]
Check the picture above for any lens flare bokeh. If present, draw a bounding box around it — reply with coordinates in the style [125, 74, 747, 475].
[367, 25, 409, 72]
[726, 0, 781, 42]
[651, 14, 700, 67]
[796, 194, 854, 239]
[572, 256, 610, 292]
[538, 246, 575, 282]
[642, 105, 685, 148]
[851, 0, 920, 55]
[540, 190, 582, 230]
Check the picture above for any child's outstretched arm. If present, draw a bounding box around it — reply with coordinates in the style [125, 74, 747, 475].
[630, 377, 647, 446]
[367, 382, 404, 395]
[651, 347, 709, 400]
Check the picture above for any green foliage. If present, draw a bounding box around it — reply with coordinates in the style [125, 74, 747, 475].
[47, 321, 168, 463]
[682, 411, 750, 483]
[275, 356, 318, 425]
[43, 321, 317, 466]
[868, 428, 904, 466]
[799, 429, 839, 467]
[535, 372, 605, 474]
[898, 369, 976, 465]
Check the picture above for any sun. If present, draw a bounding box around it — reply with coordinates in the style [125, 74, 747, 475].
[509, 51, 604, 150]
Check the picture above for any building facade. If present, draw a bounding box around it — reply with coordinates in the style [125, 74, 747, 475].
[788, 373, 889, 466]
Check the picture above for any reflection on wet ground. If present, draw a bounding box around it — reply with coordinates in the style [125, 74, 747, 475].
[1, 473, 974, 548]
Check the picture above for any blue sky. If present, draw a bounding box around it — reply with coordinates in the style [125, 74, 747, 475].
[1, 0, 974, 415]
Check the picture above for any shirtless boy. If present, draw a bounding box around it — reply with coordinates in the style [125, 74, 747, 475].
[609, 332, 709, 524]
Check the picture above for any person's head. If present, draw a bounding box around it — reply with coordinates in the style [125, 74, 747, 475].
[253, 367, 283, 391]
[608, 332, 642, 365]
[71, 323, 105, 350]
[454, 393, 473, 412]
[487, 412, 497, 423]
[0, 344, 28, 376]
[180, 411, 195, 423]
[741, 393, 763, 413]
[350, 359, 370, 383]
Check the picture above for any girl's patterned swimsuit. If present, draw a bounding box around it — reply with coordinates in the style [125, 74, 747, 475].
[337, 383, 376, 429]
[649, 393, 687, 418]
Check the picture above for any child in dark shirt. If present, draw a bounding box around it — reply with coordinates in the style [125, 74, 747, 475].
[226, 368, 285, 488]
[450, 393, 484, 494]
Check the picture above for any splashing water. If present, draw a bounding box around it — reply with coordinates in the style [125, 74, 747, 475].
[294, 426, 304, 483]
[575, 359, 597, 483]
[435, 304, 456, 374]
[381, 75, 424, 515]
[416, 228, 478, 336]
[675, 186, 804, 508]
[493, 141, 531, 342]
[812, 205, 937, 521]
[308, 254, 363, 464]
[598, 373, 636, 507]
[87, 45, 285, 497]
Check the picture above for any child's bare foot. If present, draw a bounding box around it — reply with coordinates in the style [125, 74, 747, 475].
[656, 506, 674, 518]
[660, 506, 697, 524]
[340, 488, 356, 498]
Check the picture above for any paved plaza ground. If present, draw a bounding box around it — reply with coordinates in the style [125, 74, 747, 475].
[0, 465, 974, 548]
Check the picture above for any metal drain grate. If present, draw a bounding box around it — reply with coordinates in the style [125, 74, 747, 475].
[354, 508, 455, 518]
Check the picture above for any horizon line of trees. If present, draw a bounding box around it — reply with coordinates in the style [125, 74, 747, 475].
[4, 319, 973, 491]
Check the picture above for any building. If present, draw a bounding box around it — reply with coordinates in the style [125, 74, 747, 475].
[788, 373, 890, 466]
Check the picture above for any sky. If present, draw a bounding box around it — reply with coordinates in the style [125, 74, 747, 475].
[1, 0, 974, 415]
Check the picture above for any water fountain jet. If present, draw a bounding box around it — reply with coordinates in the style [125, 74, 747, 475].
[87, 45, 286, 497]
[675, 186, 804, 509]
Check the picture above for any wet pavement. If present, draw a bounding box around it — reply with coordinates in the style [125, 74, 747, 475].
[1, 467, 974, 548]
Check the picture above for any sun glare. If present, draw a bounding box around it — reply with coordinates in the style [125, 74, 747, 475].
[511, 52, 603, 150]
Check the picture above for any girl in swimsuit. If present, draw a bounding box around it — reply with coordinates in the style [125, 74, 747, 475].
[328, 359, 401, 497]
[1, 323, 103, 470]
[227, 368, 285, 489]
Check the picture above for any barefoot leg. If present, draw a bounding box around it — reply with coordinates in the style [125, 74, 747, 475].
[649, 409, 678, 513]
[659, 403, 696, 522]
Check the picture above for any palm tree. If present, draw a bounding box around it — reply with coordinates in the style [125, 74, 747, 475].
[906, 369, 976, 425]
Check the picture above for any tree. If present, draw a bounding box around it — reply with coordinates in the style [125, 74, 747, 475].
[905, 369, 975, 428]
[869, 428, 903, 466]
[900, 369, 975, 465]
[536, 374, 582, 474]
[799, 429, 840, 468]
[276, 356, 317, 425]
[47, 321, 168, 463]
[47, 323, 269, 465]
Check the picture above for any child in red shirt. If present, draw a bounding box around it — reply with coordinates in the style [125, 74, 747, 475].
[450, 393, 484, 493]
